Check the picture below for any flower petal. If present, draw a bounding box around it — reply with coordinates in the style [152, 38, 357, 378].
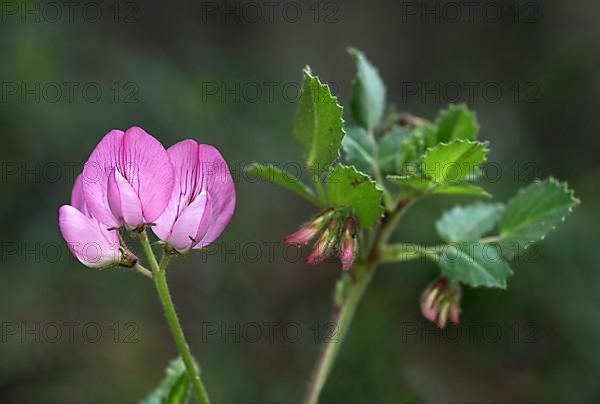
[82, 129, 125, 228]
[153, 140, 235, 249]
[151, 141, 199, 241]
[167, 191, 209, 252]
[70, 174, 88, 216]
[82, 127, 174, 228]
[58, 205, 120, 268]
[192, 144, 236, 248]
[122, 127, 174, 222]
[107, 167, 143, 228]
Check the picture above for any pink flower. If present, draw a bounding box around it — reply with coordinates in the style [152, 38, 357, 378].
[82, 127, 175, 229]
[338, 217, 357, 271]
[58, 175, 133, 268]
[152, 140, 236, 253]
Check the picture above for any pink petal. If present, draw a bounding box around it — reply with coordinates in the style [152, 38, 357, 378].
[192, 144, 236, 248]
[107, 168, 143, 228]
[306, 237, 333, 265]
[284, 226, 318, 246]
[70, 174, 89, 216]
[82, 127, 174, 228]
[339, 237, 357, 271]
[420, 301, 438, 323]
[449, 305, 460, 325]
[58, 205, 120, 268]
[122, 127, 174, 222]
[82, 129, 125, 228]
[153, 140, 235, 250]
[167, 191, 209, 252]
[153, 140, 200, 243]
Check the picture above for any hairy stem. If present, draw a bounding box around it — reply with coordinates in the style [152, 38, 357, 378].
[381, 243, 440, 263]
[138, 230, 211, 403]
[133, 263, 154, 279]
[303, 200, 410, 404]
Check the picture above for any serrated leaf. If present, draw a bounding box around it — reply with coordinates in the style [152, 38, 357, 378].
[245, 163, 319, 206]
[348, 48, 386, 132]
[499, 178, 579, 258]
[141, 357, 192, 404]
[294, 68, 345, 177]
[435, 103, 479, 143]
[436, 202, 504, 242]
[422, 140, 488, 183]
[326, 164, 384, 228]
[432, 183, 491, 198]
[441, 243, 513, 289]
[341, 125, 377, 175]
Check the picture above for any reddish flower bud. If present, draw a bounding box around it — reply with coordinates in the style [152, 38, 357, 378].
[420, 277, 461, 329]
[338, 217, 358, 271]
[284, 209, 332, 246]
[306, 220, 336, 265]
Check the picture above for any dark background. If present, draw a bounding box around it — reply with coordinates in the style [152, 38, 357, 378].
[1, 0, 599, 402]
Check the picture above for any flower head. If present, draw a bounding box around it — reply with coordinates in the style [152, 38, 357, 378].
[82, 126, 175, 229]
[287, 210, 360, 271]
[152, 140, 236, 253]
[420, 277, 461, 329]
[338, 217, 358, 271]
[59, 175, 135, 268]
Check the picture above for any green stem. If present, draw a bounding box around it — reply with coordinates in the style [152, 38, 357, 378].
[133, 263, 154, 279]
[303, 200, 411, 404]
[367, 129, 393, 212]
[303, 262, 376, 404]
[312, 174, 326, 203]
[381, 243, 440, 263]
[138, 230, 211, 403]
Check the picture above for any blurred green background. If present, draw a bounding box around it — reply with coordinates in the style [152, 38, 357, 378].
[1, 0, 599, 402]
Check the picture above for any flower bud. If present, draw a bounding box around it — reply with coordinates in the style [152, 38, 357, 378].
[338, 217, 358, 271]
[284, 209, 332, 246]
[420, 277, 461, 329]
[306, 220, 337, 265]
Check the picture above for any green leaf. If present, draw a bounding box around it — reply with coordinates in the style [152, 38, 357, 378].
[326, 164, 384, 228]
[348, 48, 386, 132]
[141, 357, 192, 404]
[378, 126, 425, 175]
[245, 163, 319, 206]
[431, 183, 491, 198]
[435, 103, 479, 143]
[378, 127, 406, 175]
[341, 125, 377, 175]
[386, 176, 490, 199]
[440, 243, 513, 289]
[499, 178, 579, 258]
[387, 175, 433, 191]
[416, 124, 438, 148]
[422, 140, 488, 183]
[294, 68, 345, 177]
[436, 202, 504, 242]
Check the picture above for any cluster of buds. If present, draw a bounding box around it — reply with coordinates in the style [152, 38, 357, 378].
[420, 277, 461, 329]
[284, 209, 358, 271]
